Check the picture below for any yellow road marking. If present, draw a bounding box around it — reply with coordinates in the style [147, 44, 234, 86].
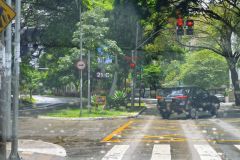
[224, 119, 240, 123]
[143, 134, 183, 138]
[101, 120, 134, 142]
[126, 126, 180, 131]
[104, 138, 240, 143]
[133, 120, 210, 127]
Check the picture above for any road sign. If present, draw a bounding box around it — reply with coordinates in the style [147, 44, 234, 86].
[96, 96, 106, 105]
[96, 72, 111, 78]
[0, 0, 16, 33]
[76, 60, 86, 70]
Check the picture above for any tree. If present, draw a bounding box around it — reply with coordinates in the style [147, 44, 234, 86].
[179, 50, 229, 89]
[20, 64, 44, 99]
[142, 63, 163, 91]
[22, 0, 116, 95]
[71, 7, 123, 96]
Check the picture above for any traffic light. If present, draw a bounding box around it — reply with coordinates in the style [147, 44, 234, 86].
[129, 63, 136, 69]
[186, 20, 194, 35]
[176, 17, 184, 36]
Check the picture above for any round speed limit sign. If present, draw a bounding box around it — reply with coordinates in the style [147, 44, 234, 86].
[76, 60, 86, 70]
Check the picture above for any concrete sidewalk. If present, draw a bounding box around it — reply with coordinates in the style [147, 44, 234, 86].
[218, 102, 240, 118]
[7, 139, 66, 160]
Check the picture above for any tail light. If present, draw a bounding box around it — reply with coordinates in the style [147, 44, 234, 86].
[174, 95, 188, 100]
[156, 96, 163, 100]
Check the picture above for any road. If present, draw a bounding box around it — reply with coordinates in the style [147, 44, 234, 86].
[19, 95, 82, 116]
[18, 100, 240, 160]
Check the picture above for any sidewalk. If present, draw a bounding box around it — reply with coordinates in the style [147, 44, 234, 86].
[218, 102, 240, 118]
[219, 102, 240, 111]
[7, 139, 66, 160]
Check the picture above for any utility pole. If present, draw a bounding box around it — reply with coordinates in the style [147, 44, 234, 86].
[131, 22, 140, 108]
[87, 51, 91, 112]
[135, 22, 141, 107]
[9, 0, 21, 159]
[0, 33, 7, 160]
[79, 0, 83, 116]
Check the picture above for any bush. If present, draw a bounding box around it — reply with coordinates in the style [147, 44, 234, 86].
[110, 90, 127, 109]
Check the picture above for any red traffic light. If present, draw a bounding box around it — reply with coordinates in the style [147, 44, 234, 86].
[176, 18, 184, 27]
[186, 20, 194, 27]
[130, 63, 136, 69]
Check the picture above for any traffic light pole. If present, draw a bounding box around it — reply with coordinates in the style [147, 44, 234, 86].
[131, 50, 135, 108]
[79, 0, 83, 116]
[134, 22, 141, 107]
[9, 0, 21, 159]
[87, 50, 91, 113]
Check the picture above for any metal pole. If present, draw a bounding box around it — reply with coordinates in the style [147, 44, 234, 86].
[6, 0, 13, 141]
[87, 51, 91, 112]
[79, 0, 83, 116]
[135, 22, 141, 107]
[9, 0, 21, 159]
[131, 50, 135, 108]
[0, 34, 7, 160]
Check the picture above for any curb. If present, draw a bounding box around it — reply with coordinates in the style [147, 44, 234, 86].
[38, 107, 147, 121]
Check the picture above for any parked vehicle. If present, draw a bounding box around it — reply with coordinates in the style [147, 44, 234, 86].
[157, 86, 220, 119]
[214, 93, 225, 102]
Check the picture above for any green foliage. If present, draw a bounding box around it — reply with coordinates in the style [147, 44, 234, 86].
[91, 95, 97, 106]
[142, 63, 162, 89]
[162, 60, 182, 87]
[20, 96, 36, 105]
[20, 64, 45, 97]
[179, 50, 229, 89]
[108, 90, 127, 109]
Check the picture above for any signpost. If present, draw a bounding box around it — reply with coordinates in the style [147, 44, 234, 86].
[0, 0, 16, 159]
[76, 60, 85, 116]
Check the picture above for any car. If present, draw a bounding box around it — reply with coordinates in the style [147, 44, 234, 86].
[157, 86, 220, 119]
[214, 93, 225, 102]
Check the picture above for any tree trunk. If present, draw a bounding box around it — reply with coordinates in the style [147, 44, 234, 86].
[228, 59, 240, 105]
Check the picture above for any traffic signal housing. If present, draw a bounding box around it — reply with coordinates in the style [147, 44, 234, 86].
[176, 17, 184, 36]
[186, 20, 194, 35]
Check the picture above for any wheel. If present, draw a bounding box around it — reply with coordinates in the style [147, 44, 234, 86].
[211, 102, 219, 116]
[188, 108, 198, 119]
[162, 111, 170, 119]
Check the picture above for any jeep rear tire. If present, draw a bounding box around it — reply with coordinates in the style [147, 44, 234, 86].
[188, 108, 198, 119]
[162, 111, 170, 119]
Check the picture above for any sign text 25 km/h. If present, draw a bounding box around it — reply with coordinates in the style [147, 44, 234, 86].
[0, 0, 16, 33]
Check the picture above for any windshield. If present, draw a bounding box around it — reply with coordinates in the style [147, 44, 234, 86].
[1, 0, 240, 160]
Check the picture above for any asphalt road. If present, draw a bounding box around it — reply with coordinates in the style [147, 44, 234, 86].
[18, 101, 240, 160]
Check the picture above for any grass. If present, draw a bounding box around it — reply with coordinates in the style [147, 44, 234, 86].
[20, 96, 36, 108]
[46, 105, 145, 118]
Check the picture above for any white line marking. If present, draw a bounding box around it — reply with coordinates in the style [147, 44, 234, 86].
[194, 144, 222, 160]
[235, 145, 240, 151]
[151, 144, 171, 160]
[102, 145, 129, 160]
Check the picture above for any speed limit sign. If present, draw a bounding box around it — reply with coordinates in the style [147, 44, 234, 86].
[76, 60, 86, 70]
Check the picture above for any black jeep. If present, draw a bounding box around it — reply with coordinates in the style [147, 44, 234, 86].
[157, 86, 220, 119]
